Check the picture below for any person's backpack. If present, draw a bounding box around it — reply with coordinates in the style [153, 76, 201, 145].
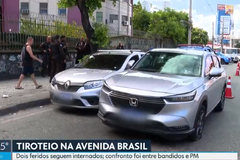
[20, 46, 25, 66]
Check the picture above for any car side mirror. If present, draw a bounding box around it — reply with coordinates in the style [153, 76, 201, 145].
[209, 67, 222, 77]
[126, 60, 135, 69]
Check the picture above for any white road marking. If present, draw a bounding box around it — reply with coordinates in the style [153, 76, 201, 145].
[0, 108, 53, 124]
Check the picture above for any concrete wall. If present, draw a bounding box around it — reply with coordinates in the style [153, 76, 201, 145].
[109, 36, 177, 51]
[0, 52, 77, 76]
[0, 36, 176, 76]
[2, 0, 20, 32]
[19, 0, 67, 16]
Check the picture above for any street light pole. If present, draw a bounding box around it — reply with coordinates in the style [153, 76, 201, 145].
[212, 22, 214, 49]
[221, 18, 224, 53]
[188, 0, 192, 44]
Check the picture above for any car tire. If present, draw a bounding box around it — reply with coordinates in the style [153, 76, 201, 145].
[214, 86, 226, 112]
[188, 104, 206, 141]
[221, 59, 225, 64]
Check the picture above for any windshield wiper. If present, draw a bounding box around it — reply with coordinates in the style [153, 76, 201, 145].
[134, 68, 159, 72]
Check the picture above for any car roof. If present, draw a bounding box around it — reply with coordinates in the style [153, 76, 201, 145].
[94, 50, 144, 56]
[149, 48, 213, 56]
[177, 45, 214, 52]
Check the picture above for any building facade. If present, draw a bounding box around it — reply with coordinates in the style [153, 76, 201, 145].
[163, 0, 171, 10]
[0, 0, 81, 32]
[90, 0, 133, 36]
[142, 1, 159, 13]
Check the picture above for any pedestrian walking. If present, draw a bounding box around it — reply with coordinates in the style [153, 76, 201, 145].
[75, 37, 85, 64]
[60, 36, 69, 71]
[39, 36, 51, 77]
[116, 41, 124, 49]
[15, 37, 43, 89]
[49, 35, 65, 82]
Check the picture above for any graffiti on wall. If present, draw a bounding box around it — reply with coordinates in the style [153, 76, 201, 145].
[0, 52, 77, 75]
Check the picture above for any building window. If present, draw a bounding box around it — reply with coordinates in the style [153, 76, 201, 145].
[130, 17, 132, 25]
[109, 14, 118, 23]
[96, 12, 103, 23]
[58, 8, 66, 15]
[40, 3, 48, 14]
[122, 15, 128, 22]
[21, 2, 29, 10]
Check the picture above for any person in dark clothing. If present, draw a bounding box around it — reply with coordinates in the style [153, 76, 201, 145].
[116, 41, 124, 49]
[75, 37, 85, 64]
[15, 37, 43, 89]
[60, 36, 69, 71]
[49, 35, 65, 82]
[39, 36, 51, 77]
[83, 39, 91, 55]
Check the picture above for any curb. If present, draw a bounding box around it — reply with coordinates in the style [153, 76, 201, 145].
[0, 98, 51, 117]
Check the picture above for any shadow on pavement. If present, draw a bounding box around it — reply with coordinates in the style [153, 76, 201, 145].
[56, 107, 98, 116]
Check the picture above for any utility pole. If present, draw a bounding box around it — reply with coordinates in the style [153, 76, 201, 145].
[188, 0, 192, 44]
[212, 22, 214, 49]
[221, 18, 224, 53]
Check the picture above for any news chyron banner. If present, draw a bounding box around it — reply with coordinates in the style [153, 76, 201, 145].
[0, 140, 238, 160]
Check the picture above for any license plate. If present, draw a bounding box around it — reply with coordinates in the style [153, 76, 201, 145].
[120, 109, 145, 121]
[58, 93, 72, 101]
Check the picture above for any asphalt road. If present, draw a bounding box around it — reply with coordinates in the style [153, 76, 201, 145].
[0, 63, 240, 152]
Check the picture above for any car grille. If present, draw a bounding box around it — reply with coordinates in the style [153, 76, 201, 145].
[109, 90, 165, 114]
[57, 84, 81, 92]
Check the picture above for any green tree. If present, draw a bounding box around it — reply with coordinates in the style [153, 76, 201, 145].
[58, 0, 117, 52]
[191, 27, 209, 45]
[133, 1, 142, 16]
[91, 22, 110, 48]
[133, 9, 151, 32]
[149, 8, 189, 43]
[20, 19, 86, 38]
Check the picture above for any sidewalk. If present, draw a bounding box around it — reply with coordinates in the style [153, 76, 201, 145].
[0, 77, 51, 116]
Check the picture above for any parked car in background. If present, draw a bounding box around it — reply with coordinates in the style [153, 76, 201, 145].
[50, 50, 145, 109]
[215, 51, 230, 64]
[98, 49, 227, 141]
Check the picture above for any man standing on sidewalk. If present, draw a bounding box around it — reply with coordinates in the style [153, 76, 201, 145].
[49, 35, 65, 82]
[39, 36, 51, 77]
[60, 36, 69, 71]
[15, 37, 43, 89]
[75, 37, 85, 64]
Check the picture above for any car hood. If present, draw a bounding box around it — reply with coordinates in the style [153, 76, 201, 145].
[106, 70, 204, 95]
[55, 68, 116, 83]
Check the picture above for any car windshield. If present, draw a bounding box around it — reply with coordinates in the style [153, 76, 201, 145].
[132, 52, 202, 77]
[75, 54, 128, 70]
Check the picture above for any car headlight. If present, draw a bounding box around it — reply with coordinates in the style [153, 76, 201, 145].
[164, 90, 197, 102]
[84, 80, 104, 90]
[51, 77, 56, 86]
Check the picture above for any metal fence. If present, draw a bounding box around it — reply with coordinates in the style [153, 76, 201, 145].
[0, 14, 161, 51]
[0, 17, 81, 51]
[0, 32, 79, 51]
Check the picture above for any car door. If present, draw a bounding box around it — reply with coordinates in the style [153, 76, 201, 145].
[212, 55, 225, 101]
[204, 55, 219, 111]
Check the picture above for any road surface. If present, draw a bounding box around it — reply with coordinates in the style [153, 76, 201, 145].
[0, 63, 239, 152]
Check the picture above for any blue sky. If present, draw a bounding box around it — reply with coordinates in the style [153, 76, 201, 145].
[134, 0, 240, 38]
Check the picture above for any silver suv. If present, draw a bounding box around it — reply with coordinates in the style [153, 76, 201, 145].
[50, 50, 145, 108]
[98, 49, 227, 141]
